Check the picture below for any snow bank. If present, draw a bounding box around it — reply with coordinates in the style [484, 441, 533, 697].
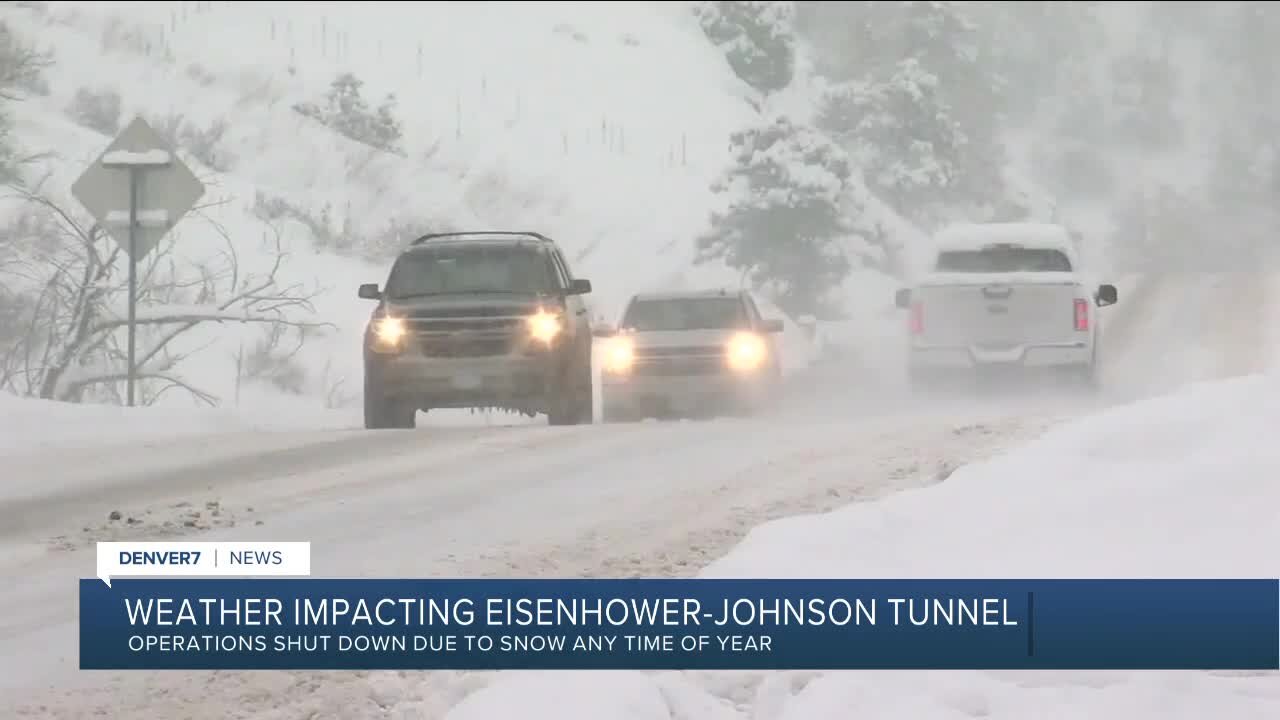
[707, 372, 1279, 579]
[445, 671, 744, 720]
[446, 672, 670, 720]
[0, 391, 356, 456]
[445, 373, 1280, 719]
[705, 372, 1280, 719]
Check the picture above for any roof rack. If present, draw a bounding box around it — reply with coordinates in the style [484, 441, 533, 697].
[409, 231, 554, 246]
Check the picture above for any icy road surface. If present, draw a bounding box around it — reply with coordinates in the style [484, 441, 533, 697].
[0, 403, 1062, 718]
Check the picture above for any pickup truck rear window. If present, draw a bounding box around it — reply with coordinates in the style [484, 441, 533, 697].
[934, 247, 1073, 273]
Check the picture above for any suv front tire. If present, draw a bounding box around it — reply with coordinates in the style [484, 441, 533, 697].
[547, 344, 593, 425]
[364, 373, 416, 429]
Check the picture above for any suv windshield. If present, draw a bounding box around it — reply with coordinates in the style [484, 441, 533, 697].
[385, 244, 557, 297]
[623, 297, 748, 332]
[934, 246, 1073, 273]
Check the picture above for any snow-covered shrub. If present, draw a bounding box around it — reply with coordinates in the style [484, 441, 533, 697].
[248, 192, 427, 260]
[98, 16, 155, 57]
[235, 324, 309, 397]
[293, 72, 404, 154]
[147, 112, 234, 171]
[65, 87, 121, 135]
[0, 19, 52, 179]
[180, 117, 232, 171]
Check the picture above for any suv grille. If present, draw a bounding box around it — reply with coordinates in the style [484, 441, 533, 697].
[419, 334, 516, 358]
[632, 356, 725, 376]
[407, 305, 537, 319]
[630, 346, 727, 376]
[405, 314, 531, 358]
[410, 316, 525, 334]
[634, 345, 723, 358]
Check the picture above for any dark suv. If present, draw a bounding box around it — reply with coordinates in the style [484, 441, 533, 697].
[357, 231, 594, 429]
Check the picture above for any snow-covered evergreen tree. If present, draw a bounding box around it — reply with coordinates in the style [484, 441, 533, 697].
[817, 60, 963, 223]
[1207, 2, 1280, 202]
[695, 116, 857, 318]
[813, 1, 1006, 225]
[324, 73, 373, 142]
[371, 93, 404, 152]
[1196, 3, 1280, 268]
[896, 1, 1007, 208]
[1041, 50, 1114, 199]
[694, 1, 796, 95]
[985, 1, 1103, 124]
[1110, 52, 1180, 150]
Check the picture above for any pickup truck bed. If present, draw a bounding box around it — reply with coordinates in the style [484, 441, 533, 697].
[913, 272, 1085, 353]
[903, 272, 1100, 384]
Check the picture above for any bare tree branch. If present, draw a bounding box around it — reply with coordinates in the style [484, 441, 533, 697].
[1, 179, 334, 406]
[0, 20, 51, 103]
[58, 368, 218, 406]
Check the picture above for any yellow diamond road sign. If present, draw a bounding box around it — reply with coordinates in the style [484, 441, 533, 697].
[71, 116, 206, 260]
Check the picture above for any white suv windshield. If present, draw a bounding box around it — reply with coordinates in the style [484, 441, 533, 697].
[623, 298, 748, 331]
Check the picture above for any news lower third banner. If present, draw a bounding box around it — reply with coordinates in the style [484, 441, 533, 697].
[79, 576, 1279, 671]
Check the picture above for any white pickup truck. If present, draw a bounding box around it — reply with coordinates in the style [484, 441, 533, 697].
[895, 223, 1118, 389]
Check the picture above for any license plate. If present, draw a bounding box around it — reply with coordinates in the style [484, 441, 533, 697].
[452, 373, 482, 390]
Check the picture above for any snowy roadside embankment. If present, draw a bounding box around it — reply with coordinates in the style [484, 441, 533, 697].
[448, 372, 1280, 720]
[0, 391, 358, 456]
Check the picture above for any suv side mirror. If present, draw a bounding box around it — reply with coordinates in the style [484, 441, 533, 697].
[894, 288, 912, 309]
[358, 283, 382, 300]
[1095, 284, 1118, 307]
[592, 323, 617, 338]
[761, 318, 785, 334]
[567, 278, 592, 295]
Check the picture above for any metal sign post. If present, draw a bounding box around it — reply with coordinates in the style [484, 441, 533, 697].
[71, 117, 206, 406]
[100, 149, 172, 406]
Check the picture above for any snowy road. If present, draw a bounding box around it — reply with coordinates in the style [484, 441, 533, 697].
[0, 271, 1274, 719]
[2, 403, 1064, 718]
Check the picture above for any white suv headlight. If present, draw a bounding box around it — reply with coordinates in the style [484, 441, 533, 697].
[726, 332, 767, 372]
[527, 308, 562, 344]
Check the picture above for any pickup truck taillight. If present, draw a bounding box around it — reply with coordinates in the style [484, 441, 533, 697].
[1073, 299, 1089, 331]
[909, 301, 924, 335]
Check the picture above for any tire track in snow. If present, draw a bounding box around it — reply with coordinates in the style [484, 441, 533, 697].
[503, 414, 1062, 580]
[0, 424, 545, 544]
[0, 422, 708, 647]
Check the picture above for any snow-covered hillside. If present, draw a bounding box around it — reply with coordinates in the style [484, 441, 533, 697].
[3, 0, 762, 413]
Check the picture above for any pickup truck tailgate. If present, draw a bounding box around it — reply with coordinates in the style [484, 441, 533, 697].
[914, 275, 1083, 349]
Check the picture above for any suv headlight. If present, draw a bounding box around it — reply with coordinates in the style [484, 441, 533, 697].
[527, 308, 562, 344]
[726, 332, 766, 372]
[370, 316, 407, 353]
